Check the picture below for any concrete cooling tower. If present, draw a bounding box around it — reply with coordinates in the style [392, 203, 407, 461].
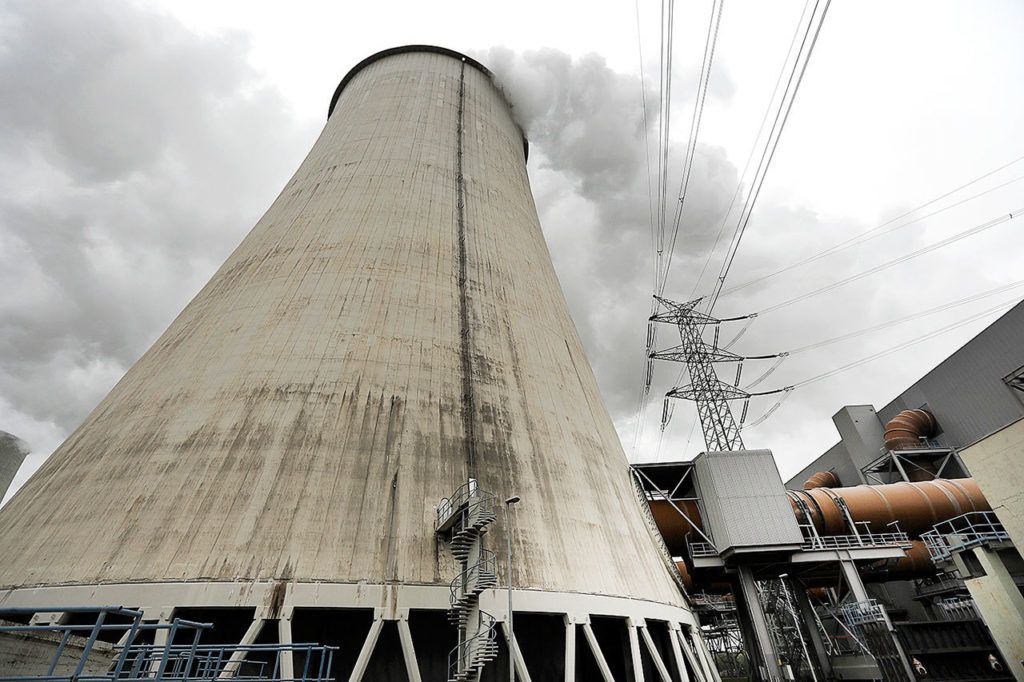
[0, 46, 711, 681]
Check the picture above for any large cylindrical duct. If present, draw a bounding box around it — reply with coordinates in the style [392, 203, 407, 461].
[803, 470, 840, 490]
[0, 46, 699, 674]
[789, 478, 989, 537]
[883, 408, 938, 451]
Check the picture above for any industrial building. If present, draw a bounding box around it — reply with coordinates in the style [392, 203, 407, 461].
[1, 42, 1023, 682]
[639, 301, 1024, 681]
[0, 46, 714, 681]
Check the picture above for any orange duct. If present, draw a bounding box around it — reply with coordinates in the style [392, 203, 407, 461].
[648, 475, 988, 586]
[803, 470, 840, 490]
[649, 499, 703, 556]
[788, 478, 989, 537]
[884, 409, 938, 451]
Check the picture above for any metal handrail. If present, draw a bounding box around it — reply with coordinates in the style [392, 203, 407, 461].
[838, 599, 887, 626]
[922, 511, 1009, 560]
[450, 550, 497, 607]
[447, 611, 499, 680]
[437, 480, 496, 530]
[802, 531, 910, 551]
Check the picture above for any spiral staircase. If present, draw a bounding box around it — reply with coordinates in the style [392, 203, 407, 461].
[436, 480, 500, 682]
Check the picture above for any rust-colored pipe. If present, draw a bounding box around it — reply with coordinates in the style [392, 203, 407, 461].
[884, 409, 937, 451]
[648, 476, 987, 585]
[650, 499, 703, 556]
[789, 478, 989, 537]
[803, 470, 840, 490]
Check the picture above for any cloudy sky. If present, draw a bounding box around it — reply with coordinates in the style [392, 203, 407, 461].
[2, 0, 1023, 502]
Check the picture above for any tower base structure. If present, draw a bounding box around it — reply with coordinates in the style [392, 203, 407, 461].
[0, 582, 715, 681]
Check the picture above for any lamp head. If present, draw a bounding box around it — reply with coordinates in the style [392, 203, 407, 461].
[505, 495, 521, 506]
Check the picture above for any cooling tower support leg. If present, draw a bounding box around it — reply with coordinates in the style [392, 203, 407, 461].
[676, 629, 705, 682]
[638, 620, 673, 682]
[501, 620, 534, 682]
[278, 608, 294, 680]
[667, 624, 690, 682]
[694, 633, 721, 682]
[564, 617, 576, 682]
[790, 583, 831, 679]
[627, 619, 646, 682]
[217, 616, 266, 679]
[349, 614, 384, 682]
[735, 566, 782, 682]
[582, 620, 616, 682]
[396, 610, 423, 682]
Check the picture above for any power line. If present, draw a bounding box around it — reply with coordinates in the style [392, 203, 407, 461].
[791, 297, 1020, 388]
[635, 0, 658, 294]
[722, 157, 1024, 296]
[655, 0, 676, 288]
[687, 0, 815, 301]
[757, 206, 1022, 314]
[657, 0, 725, 296]
[785, 278, 1024, 354]
[706, 0, 832, 317]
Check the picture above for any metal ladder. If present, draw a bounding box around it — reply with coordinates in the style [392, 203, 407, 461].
[437, 481, 500, 682]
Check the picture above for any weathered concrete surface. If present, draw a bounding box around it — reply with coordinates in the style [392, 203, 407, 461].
[962, 548, 1024, 681]
[0, 620, 113, 676]
[0, 431, 28, 500]
[961, 416, 1024, 550]
[0, 48, 686, 608]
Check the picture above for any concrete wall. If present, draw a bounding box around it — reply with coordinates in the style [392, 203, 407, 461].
[0, 47, 685, 608]
[960, 548, 1024, 680]
[960, 417, 1024, 550]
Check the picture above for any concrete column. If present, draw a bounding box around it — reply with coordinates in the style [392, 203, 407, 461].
[839, 556, 916, 682]
[396, 610, 423, 682]
[790, 582, 832, 679]
[735, 566, 782, 681]
[348, 614, 384, 682]
[627, 618, 645, 682]
[217, 616, 266, 679]
[667, 624, 690, 682]
[838, 558, 870, 603]
[963, 547, 1024, 681]
[581, 621, 616, 682]
[564, 616, 576, 682]
[500, 620, 533, 682]
[638, 621, 673, 682]
[277, 609, 294, 680]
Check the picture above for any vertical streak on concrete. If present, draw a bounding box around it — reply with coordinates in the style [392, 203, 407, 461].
[454, 58, 476, 480]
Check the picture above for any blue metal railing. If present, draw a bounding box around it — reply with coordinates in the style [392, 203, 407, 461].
[0, 606, 336, 681]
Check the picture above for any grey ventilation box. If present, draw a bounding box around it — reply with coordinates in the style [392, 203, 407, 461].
[693, 449, 803, 559]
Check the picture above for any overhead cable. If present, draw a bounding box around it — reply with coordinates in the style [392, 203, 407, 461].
[757, 206, 1023, 314]
[791, 297, 1020, 388]
[723, 158, 1024, 296]
[785, 278, 1024, 354]
[706, 0, 832, 317]
[657, 0, 725, 296]
[687, 0, 815, 301]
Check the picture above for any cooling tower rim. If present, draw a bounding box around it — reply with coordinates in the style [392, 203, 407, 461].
[328, 44, 530, 162]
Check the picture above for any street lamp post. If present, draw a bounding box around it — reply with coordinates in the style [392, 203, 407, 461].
[504, 495, 520, 682]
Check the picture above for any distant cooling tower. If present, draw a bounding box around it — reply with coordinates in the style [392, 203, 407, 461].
[0, 47, 711, 680]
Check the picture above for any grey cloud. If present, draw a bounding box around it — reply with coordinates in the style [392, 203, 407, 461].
[480, 47, 742, 419]
[0, 0, 317, 472]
